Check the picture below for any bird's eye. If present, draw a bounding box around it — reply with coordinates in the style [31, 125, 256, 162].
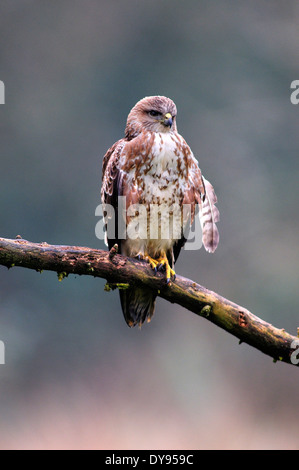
[149, 110, 161, 117]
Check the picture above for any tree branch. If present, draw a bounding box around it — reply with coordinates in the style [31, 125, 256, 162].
[0, 236, 298, 367]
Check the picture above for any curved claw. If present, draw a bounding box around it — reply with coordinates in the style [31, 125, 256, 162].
[144, 251, 176, 283]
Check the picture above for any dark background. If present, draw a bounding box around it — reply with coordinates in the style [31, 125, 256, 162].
[0, 0, 298, 449]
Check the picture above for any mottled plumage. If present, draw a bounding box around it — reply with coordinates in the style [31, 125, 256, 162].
[101, 96, 219, 327]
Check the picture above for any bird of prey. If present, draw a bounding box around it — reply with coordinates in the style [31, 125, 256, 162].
[101, 96, 219, 327]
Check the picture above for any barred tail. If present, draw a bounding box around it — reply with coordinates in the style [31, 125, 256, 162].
[199, 177, 220, 253]
[119, 288, 156, 328]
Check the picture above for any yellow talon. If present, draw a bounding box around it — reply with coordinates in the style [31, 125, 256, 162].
[145, 251, 176, 283]
[166, 263, 176, 282]
[145, 255, 159, 270]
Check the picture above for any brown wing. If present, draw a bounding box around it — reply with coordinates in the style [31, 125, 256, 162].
[175, 153, 219, 258]
[101, 136, 156, 328]
[101, 139, 126, 250]
[172, 151, 206, 263]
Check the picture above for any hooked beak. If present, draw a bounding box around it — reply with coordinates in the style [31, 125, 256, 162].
[163, 112, 173, 128]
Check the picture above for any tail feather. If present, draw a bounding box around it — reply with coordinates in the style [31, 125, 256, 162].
[199, 177, 220, 253]
[120, 288, 156, 327]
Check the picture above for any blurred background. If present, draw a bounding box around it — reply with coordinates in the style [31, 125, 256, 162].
[0, 0, 298, 450]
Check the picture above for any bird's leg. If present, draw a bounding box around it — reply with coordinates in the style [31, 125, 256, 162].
[155, 251, 176, 283]
[145, 250, 176, 283]
[136, 252, 145, 261]
[144, 254, 160, 272]
[135, 252, 159, 272]
[135, 252, 158, 272]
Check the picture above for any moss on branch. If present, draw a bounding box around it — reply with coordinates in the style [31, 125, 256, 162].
[0, 236, 298, 368]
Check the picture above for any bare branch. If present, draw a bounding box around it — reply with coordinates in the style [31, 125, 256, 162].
[0, 236, 298, 367]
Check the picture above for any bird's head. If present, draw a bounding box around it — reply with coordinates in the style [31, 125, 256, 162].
[125, 96, 177, 139]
